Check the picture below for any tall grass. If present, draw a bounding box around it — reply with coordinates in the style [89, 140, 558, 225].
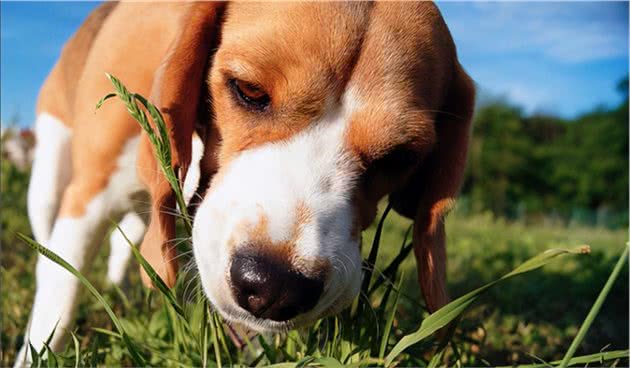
[13, 76, 629, 367]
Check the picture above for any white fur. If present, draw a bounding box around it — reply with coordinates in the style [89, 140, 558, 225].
[16, 136, 145, 367]
[106, 211, 147, 285]
[193, 90, 363, 332]
[182, 132, 204, 205]
[27, 113, 73, 244]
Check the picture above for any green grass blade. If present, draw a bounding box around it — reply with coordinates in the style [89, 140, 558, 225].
[37, 320, 59, 358]
[344, 358, 384, 368]
[110, 281, 131, 311]
[94, 92, 117, 110]
[88, 337, 99, 367]
[214, 313, 232, 366]
[555, 349, 629, 367]
[69, 331, 80, 368]
[369, 224, 413, 295]
[43, 343, 56, 368]
[28, 342, 39, 367]
[258, 335, 277, 363]
[559, 243, 629, 368]
[202, 301, 209, 368]
[427, 347, 446, 368]
[495, 349, 629, 368]
[17, 233, 146, 366]
[210, 311, 222, 368]
[264, 363, 297, 368]
[101, 74, 152, 137]
[295, 356, 316, 368]
[131, 93, 192, 230]
[91, 327, 121, 338]
[384, 246, 591, 366]
[369, 241, 413, 295]
[100, 75, 192, 234]
[113, 222, 185, 318]
[361, 204, 392, 297]
[379, 272, 403, 360]
[311, 357, 345, 368]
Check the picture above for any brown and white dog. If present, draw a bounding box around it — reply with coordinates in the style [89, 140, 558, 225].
[18, 1, 474, 363]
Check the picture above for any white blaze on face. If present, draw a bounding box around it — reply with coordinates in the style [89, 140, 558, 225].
[193, 90, 364, 331]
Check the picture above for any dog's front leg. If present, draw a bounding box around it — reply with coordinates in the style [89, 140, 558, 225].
[106, 211, 147, 285]
[15, 184, 122, 367]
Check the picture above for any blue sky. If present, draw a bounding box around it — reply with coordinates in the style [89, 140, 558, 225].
[1, 1, 628, 126]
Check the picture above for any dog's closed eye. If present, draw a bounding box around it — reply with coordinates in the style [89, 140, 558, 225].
[229, 78, 271, 112]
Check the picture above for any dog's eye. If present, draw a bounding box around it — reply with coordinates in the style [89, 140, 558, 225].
[229, 79, 270, 112]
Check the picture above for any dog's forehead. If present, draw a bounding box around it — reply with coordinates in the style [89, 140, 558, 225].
[220, 3, 370, 82]
[222, 2, 371, 48]
[219, 2, 447, 84]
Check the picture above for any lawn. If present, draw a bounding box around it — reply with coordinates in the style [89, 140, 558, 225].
[1, 158, 628, 366]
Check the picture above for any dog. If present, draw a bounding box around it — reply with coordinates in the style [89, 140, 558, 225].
[17, 1, 474, 363]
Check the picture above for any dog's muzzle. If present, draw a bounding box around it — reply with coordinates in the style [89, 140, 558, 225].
[229, 249, 324, 321]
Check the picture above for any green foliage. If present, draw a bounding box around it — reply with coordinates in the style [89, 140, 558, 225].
[0, 158, 31, 245]
[464, 78, 629, 227]
[0, 158, 36, 361]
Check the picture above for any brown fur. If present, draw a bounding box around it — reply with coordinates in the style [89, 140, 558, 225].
[231, 205, 330, 282]
[36, 2, 118, 125]
[138, 2, 227, 286]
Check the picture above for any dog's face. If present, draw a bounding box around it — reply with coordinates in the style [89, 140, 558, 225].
[139, 2, 474, 332]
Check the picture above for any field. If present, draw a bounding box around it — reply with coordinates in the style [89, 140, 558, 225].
[1, 158, 628, 367]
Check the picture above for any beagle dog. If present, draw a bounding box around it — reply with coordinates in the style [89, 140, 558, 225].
[19, 1, 474, 362]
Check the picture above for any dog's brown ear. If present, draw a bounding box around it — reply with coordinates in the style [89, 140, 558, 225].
[137, 2, 225, 288]
[391, 63, 475, 312]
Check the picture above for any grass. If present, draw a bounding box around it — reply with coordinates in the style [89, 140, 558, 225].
[2, 199, 628, 366]
[1, 78, 628, 366]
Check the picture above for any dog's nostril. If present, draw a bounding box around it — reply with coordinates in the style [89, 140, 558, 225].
[246, 295, 269, 314]
[230, 255, 277, 316]
[230, 252, 323, 321]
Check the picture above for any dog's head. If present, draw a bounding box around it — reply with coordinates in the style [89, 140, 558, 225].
[137, 2, 474, 332]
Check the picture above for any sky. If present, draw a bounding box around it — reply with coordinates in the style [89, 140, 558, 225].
[1, 1, 628, 127]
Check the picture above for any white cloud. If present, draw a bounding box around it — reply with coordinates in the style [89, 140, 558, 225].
[439, 2, 628, 64]
[435, 2, 628, 118]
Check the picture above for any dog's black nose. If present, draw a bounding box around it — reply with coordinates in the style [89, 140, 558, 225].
[230, 252, 323, 321]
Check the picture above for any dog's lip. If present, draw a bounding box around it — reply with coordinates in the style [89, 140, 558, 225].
[217, 305, 296, 332]
[212, 288, 344, 332]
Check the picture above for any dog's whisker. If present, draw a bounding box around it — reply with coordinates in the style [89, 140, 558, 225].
[181, 264, 202, 304]
[190, 191, 205, 202]
[164, 236, 192, 245]
[164, 249, 194, 264]
[358, 290, 380, 338]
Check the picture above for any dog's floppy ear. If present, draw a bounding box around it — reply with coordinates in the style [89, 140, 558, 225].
[391, 63, 475, 312]
[137, 2, 225, 287]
